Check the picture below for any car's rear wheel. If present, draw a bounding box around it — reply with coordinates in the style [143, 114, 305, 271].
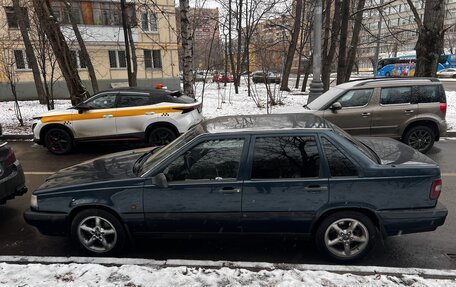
[44, 128, 73, 155]
[315, 211, 377, 262]
[148, 126, 177, 146]
[71, 209, 125, 256]
[403, 125, 435, 154]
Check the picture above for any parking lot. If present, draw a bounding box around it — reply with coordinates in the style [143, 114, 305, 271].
[0, 140, 455, 268]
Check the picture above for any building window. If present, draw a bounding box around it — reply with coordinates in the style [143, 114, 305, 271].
[13, 50, 31, 70]
[141, 12, 158, 32]
[4, 6, 29, 29]
[51, 1, 135, 26]
[109, 50, 127, 68]
[144, 49, 162, 69]
[70, 50, 87, 69]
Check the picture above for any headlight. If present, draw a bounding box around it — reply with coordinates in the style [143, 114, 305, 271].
[32, 116, 42, 121]
[30, 194, 38, 210]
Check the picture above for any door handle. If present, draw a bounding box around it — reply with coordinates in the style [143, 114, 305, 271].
[103, 114, 113, 118]
[304, 185, 328, 192]
[216, 187, 241, 194]
[361, 112, 371, 117]
[405, 109, 414, 113]
[145, 112, 155, 115]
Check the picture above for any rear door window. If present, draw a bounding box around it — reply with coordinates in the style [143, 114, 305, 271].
[118, 94, 154, 108]
[380, 87, 412, 105]
[251, 136, 320, 179]
[413, 85, 445, 103]
[321, 137, 358, 177]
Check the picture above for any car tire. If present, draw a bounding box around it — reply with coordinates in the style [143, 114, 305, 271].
[315, 211, 377, 263]
[452, 74, 456, 78]
[403, 125, 435, 154]
[71, 209, 125, 256]
[44, 128, 73, 155]
[148, 126, 177, 146]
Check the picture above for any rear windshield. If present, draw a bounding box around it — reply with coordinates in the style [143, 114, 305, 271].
[330, 123, 380, 164]
[164, 93, 196, 104]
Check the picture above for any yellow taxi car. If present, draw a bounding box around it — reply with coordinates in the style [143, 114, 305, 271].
[32, 88, 203, 154]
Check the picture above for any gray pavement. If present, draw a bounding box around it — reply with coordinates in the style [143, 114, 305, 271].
[0, 141, 455, 268]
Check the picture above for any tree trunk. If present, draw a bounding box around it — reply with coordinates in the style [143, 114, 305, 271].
[336, 0, 350, 84]
[344, 0, 366, 82]
[120, 0, 134, 87]
[127, 22, 138, 87]
[280, 0, 303, 91]
[301, 53, 312, 92]
[13, 0, 46, 105]
[228, 0, 236, 89]
[64, 1, 99, 93]
[295, 0, 308, 90]
[414, 0, 445, 77]
[234, 0, 243, 94]
[179, 0, 194, 97]
[321, 0, 341, 91]
[31, 0, 88, 106]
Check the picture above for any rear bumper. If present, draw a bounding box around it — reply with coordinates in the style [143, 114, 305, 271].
[0, 162, 27, 204]
[24, 208, 68, 236]
[377, 202, 448, 236]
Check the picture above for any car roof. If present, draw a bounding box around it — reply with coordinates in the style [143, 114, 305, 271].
[346, 77, 441, 89]
[96, 87, 181, 96]
[201, 113, 332, 134]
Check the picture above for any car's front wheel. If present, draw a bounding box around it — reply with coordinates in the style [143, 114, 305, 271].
[403, 125, 435, 154]
[148, 126, 177, 146]
[315, 211, 377, 262]
[71, 209, 125, 256]
[44, 128, 73, 155]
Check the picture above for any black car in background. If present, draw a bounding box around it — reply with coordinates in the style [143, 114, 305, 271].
[251, 71, 281, 84]
[24, 114, 447, 262]
[0, 142, 27, 204]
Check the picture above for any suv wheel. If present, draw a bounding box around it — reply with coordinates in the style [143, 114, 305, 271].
[315, 211, 377, 262]
[71, 209, 125, 256]
[148, 127, 177, 146]
[403, 125, 435, 153]
[44, 128, 73, 155]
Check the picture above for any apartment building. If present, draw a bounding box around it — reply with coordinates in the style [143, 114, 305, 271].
[357, 0, 456, 72]
[0, 0, 179, 101]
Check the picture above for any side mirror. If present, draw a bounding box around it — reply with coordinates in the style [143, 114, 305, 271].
[152, 173, 168, 188]
[75, 103, 91, 114]
[329, 102, 342, 111]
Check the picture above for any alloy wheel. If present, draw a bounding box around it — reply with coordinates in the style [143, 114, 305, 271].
[324, 218, 369, 258]
[77, 216, 118, 253]
[408, 129, 433, 152]
[149, 128, 176, 146]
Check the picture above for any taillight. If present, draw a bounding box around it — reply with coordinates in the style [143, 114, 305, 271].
[430, 178, 442, 200]
[5, 149, 16, 166]
[440, 103, 447, 115]
[176, 105, 201, 114]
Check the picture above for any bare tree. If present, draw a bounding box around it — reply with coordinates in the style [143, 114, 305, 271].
[321, 0, 341, 91]
[63, 1, 99, 93]
[280, 0, 303, 92]
[344, 0, 366, 82]
[406, 0, 445, 77]
[0, 48, 24, 126]
[336, 0, 350, 84]
[31, 0, 89, 105]
[12, 0, 46, 105]
[180, 0, 195, 98]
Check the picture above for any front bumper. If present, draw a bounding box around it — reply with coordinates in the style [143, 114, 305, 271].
[0, 162, 27, 204]
[377, 202, 448, 236]
[24, 208, 68, 236]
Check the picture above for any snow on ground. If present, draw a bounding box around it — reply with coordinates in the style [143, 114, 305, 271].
[0, 262, 455, 287]
[1, 79, 456, 135]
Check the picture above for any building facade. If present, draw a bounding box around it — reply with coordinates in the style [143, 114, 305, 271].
[0, 0, 180, 101]
[358, 0, 456, 72]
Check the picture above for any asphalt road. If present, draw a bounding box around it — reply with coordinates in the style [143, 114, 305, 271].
[1, 141, 455, 269]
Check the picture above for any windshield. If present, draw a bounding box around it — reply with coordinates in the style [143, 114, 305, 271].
[138, 125, 204, 176]
[330, 123, 380, 164]
[307, 87, 344, 110]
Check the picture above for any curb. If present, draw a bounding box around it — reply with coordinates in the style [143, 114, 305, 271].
[0, 256, 455, 280]
[0, 134, 33, 140]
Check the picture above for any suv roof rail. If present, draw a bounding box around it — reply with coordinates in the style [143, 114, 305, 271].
[353, 77, 440, 86]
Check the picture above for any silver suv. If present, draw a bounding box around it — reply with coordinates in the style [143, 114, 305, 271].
[306, 78, 447, 153]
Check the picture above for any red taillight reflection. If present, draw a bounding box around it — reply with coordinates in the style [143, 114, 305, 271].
[440, 103, 447, 115]
[430, 178, 442, 200]
[5, 149, 16, 166]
